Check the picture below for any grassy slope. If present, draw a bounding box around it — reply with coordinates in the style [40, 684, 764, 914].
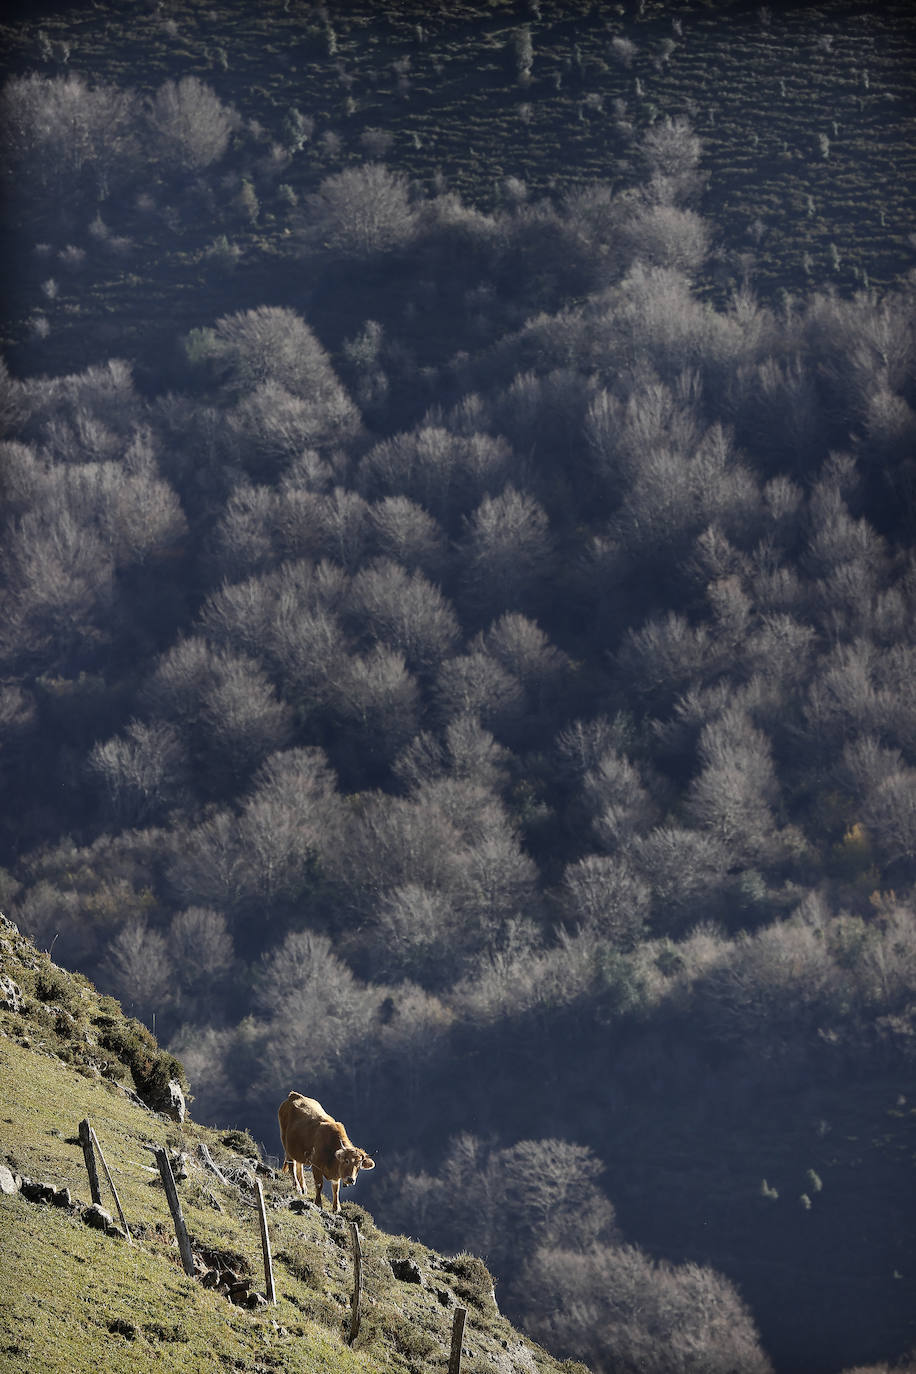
[0, 922, 583, 1374]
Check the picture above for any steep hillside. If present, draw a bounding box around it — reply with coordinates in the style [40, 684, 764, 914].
[0, 913, 585, 1374]
[1, 3, 915, 1371]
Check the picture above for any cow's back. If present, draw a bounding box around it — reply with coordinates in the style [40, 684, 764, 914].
[279, 1091, 333, 1162]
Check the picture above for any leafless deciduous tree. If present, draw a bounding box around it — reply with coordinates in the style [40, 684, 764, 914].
[435, 651, 524, 736]
[254, 929, 383, 1101]
[146, 75, 239, 172]
[346, 559, 459, 674]
[100, 917, 173, 1020]
[188, 305, 356, 410]
[88, 720, 188, 826]
[630, 826, 730, 935]
[686, 709, 781, 862]
[369, 495, 449, 580]
[640, 115, 704, 205]
[560, 855, 650, 947]
[622, 203, 710, 274]
[384, 1133, 613, 1277]
[584, 751, 659, 853]
[521, 1241, 772, 1374]
[0, 72, 136, 202]
[305, 163, 417, 258]
[358, 425, 513, 523]
[459, 485, 553, 623]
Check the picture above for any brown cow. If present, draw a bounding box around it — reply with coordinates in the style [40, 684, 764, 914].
[278, 1091, 375, 1213]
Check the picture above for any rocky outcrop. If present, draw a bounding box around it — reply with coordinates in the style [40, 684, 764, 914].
[0, 974, 23, 1014]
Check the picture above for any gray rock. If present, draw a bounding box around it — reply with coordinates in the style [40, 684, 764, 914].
[390, 1257, 423, 1284]
[247, 1292, 268, 1309]
[83, 1203, 114, 1230]
[165, 1080, 186, 1124]
[0, 1165, 18, 1195]
[0, 975, 23, 1014]
[51, 1186, 72, 1208]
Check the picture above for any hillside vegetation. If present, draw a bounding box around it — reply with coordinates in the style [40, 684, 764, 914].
[1, 915, 585, 1374]
[1, 2, 915, 1372]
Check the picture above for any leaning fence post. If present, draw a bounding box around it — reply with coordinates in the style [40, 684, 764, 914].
[197, 1141, 230, 1187]
[254, 1178, 276, 1305]
[87, 1124, 131, 1243]
[448, 1305, 467, 1374]
[348, 1221, 363, 1345]
[78, 1119, 102, 1206]
[151, 1145, 196, 1276]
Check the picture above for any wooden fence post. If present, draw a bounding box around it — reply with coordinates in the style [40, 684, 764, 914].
[197, 1141, 230, 1187]
[448, 1306, 467, 1374]
[151, 1146, 196, 1276]
[254, 1179, 276, 1305]
[348, 1221, 363, 1345]
[78, 1119, 102, 1206]
[87, 1123, 132, 1243]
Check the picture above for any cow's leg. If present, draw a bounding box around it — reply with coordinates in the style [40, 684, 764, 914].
[283, 1157, 302, 1193]
[294, 1160, 305, 1193]
[330, 1179, 341, 1214]
[312, 1165, 324, 1208]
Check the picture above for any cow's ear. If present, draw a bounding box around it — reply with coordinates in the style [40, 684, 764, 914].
[334, 1148, 349, 1164]
[361, 1155, 376, 1170]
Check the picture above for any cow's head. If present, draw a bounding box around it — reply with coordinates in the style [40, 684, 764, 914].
[335, 1146, 376, 1187]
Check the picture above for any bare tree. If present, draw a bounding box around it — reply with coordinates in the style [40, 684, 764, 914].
[459, 485, 553, 623]
[347, 559, 460, 675]
[640, 115, 704, 205]
[146, 75, 239, 172]
[335, 646, 421, 775]
[435, 651, 524, 736]
[228, 382, 360, 474]
[358, 425, 513, 524]
[621, 203, 710, 275]
[188, 306, 358, 414]
[100, 918, 173, 1021]
[584, 751, 659, 852]
[369, 495, 449, 580]
[616, 612, 715, 712]
[305, 163, 417, 258]
[88, 720, 188, 826]
[521, 1241, 772, 1374]
[254, 929, 383, 1101]
[1, 72, 136, 203]
[560, 854, 650, 947]
[685, 709, 781, 861]
[167, 809, 244, 914]
[233, 748, 344, 913]
[630, 826, 730, 935]
[168, 907, 235, 1017]
[861, 769, 916, 868]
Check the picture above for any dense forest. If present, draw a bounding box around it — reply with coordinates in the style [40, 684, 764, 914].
[1, 2, 915, 1372]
